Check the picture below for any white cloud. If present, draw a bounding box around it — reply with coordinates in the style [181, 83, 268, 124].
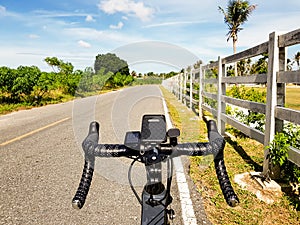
[34, 9, 89, 18]
[143, 20, 207, 28]
[110, 21, 124, 29]
[85, 15, 95, 22]
[0, 4, 20, 18]
[0, 5, 6, 15]
[98, 0, 154, 21]
[28, 34, 40, 39]
[78, 40, 91, 48]
[62, 27, 146, 53]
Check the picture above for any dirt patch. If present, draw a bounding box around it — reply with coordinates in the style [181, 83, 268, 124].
[234, 172, 282, 204]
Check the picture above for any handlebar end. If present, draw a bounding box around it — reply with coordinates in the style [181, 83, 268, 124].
[207, 120, 218, 133]
[89, 121, 100, 134]
[72, 199, 83, 210]
[228, 197, 239, 207]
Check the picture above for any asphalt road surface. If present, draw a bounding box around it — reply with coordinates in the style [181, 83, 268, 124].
[0, 85, 191, 225]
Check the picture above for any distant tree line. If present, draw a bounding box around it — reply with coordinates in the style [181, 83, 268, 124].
[0, 53, 134, 106]
[0, 62, 81, 105]
[204, 52, 300, 78]
[0, 53, 181, 109]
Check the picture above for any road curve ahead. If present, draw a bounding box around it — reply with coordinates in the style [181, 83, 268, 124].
[0, 85, 183, 225]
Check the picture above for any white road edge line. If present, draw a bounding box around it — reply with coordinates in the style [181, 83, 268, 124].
[162, 97, 198, 225]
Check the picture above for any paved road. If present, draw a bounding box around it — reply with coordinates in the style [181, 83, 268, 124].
[0, 85, 185, 225]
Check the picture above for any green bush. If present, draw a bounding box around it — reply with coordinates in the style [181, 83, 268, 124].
[268, 123, 300, 184]
[226, 85, 266, 103]
[226, 85, 266, 132]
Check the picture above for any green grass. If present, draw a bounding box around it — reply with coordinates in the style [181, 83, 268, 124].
[160, 86, 300, 225]
[0, 103, 32, 114]
[0, 91, 75, 115]
[231, 85, 300, 110]
[130, 77, 163, 85]
[286, 86, 300, 110]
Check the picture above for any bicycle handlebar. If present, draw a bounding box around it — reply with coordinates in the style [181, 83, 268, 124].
[72, 120, 239, 210]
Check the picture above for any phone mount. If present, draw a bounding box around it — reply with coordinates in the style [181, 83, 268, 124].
[124, 114, 180, 152]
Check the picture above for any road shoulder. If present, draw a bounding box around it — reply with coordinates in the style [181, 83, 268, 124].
[161, 86, 212, 225]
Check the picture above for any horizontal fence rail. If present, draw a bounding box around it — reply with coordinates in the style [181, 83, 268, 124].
[162, 28, 300, 177]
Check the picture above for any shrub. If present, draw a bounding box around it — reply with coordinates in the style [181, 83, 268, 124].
[226, 85, 266, 132]
[268, 123, 300, 184]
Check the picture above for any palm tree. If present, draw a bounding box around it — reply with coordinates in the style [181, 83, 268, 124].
[294, 52, 300, 70]
[218, 0, 257, 54]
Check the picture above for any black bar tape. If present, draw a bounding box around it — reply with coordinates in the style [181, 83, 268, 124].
[72, 122, 99, 210]
[207, 120, 239, 207]
[93, 144, 138, 157]
[94, 144, 128, 157]
[72, 159, 94, 209]
[175, 142, 213, 156]
[214, 157, 239, 207]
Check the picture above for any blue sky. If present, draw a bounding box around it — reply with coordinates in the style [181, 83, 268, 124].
[0, 0, 300, 73]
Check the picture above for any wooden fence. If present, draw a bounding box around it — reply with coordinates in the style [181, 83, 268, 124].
[162, 29, 300, 177]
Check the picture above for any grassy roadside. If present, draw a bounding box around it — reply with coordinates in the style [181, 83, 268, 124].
[0, 95, 74, 115]
[160, 87, 299, 225]
[0, 79, 161, 115]
[0, 88, 119, 115]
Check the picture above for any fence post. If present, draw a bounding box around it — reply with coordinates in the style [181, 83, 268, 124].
[179, 73, 183, 102]
[177, 75, 180, 100]
[217, 56, 226, 134]
[175, 75, 179, 99]
[199, 65, 203, 118]
[263, 32, 280, 178]
[276, 44, 287, 133]
[189, 69, 193, 109]
[183, 69, 187, 105]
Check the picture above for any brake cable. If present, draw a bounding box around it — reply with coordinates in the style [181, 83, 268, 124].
[128, 155, 174, 207]
[128, 157, 142, 205]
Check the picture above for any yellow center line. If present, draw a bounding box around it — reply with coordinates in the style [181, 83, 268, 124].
[0, 117, 71, 147]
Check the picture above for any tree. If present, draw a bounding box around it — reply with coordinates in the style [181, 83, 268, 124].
[32, 72, 56, 103]
[131, 70, 137, 77]
[44, 57, 80, 95]
[218, 0, 256, 54]
[44, 57, 61, 73]
[12, 66, 41, 102]
[193, 60, 203, 69]
[250, 53, 268, 74]
[93, 69, 112, 90]
[94, 53, 133, 88]
[94, 53, 129, 75]
[44, 57, 74, 75]
[77, 67, 94, 92]
[0, 66, 16, 95]
[237, 58, 251, 75]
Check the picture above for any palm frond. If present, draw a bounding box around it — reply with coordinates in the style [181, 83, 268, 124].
[219, 0, 256, 43]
